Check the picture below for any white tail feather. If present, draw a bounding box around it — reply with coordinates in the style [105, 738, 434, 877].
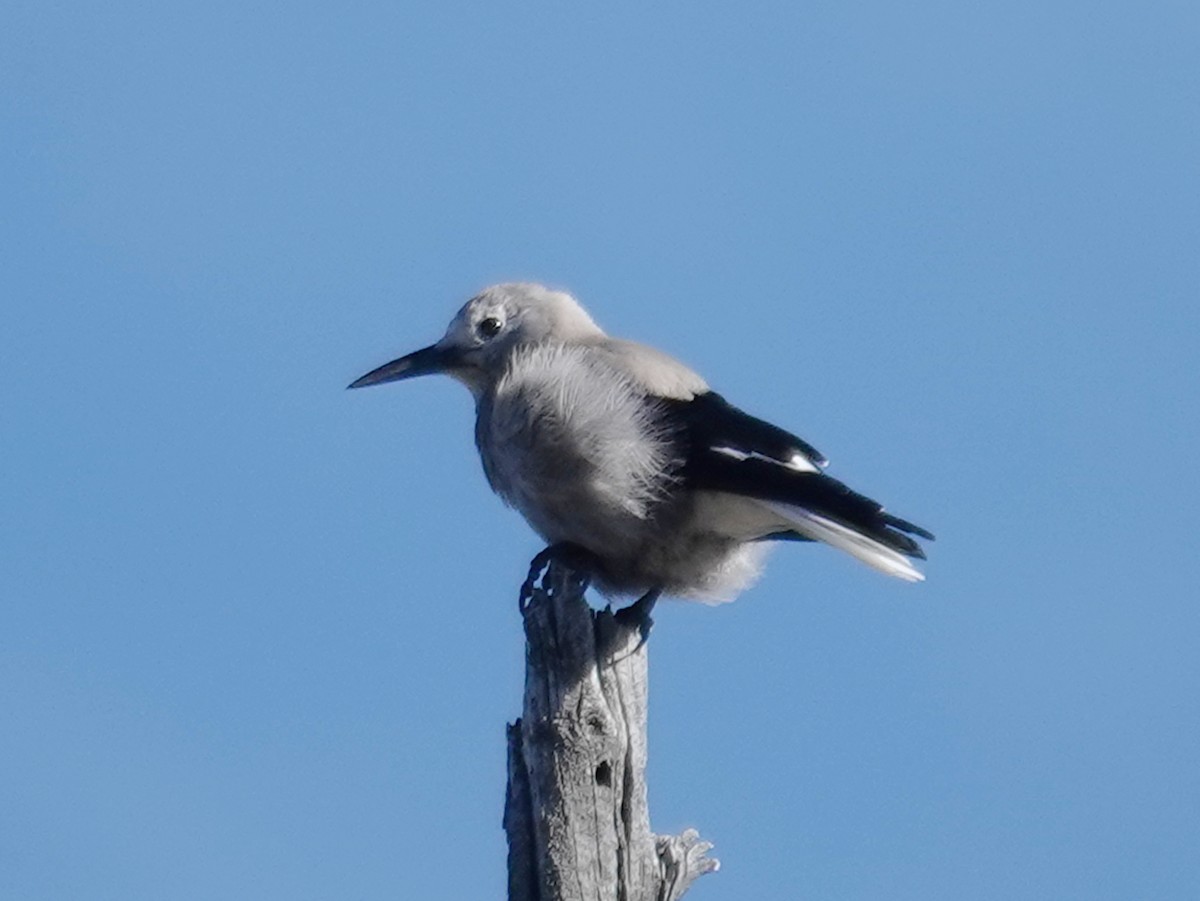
[762, 501, 925, 582]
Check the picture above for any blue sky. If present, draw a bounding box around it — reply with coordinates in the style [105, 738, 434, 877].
[2, 1, 1197, 898]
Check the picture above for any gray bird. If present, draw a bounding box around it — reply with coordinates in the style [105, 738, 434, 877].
[350, 283, 933, 616]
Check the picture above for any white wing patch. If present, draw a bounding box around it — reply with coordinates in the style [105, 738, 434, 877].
[789, 451, 828, 472]
[711, 445, 823, 474]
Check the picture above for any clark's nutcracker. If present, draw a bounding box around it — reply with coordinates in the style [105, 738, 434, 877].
[350, 283, 933, 613]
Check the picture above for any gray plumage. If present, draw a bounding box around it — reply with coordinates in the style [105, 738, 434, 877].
[350, 283, 933, 603]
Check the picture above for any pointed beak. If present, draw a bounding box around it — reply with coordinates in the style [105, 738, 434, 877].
[347, 344, 453, 389]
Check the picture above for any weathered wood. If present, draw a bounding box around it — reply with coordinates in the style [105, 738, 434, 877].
[505, 722, 540, 901]
[504, 562, 718, 901]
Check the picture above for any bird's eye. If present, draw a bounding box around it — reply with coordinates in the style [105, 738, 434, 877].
[478, 316, 503, 338]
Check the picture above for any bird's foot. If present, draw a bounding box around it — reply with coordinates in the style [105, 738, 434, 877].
[519, 542, 599, 611]
[614, 587, 661, 649]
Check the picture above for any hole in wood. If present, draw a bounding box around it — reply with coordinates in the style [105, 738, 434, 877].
[595, 760, 612, 787]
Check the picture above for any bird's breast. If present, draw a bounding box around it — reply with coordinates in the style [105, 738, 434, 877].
[474, 344, 679, 552]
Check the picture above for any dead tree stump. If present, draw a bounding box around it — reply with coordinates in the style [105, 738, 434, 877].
[503, 561, 718, 901]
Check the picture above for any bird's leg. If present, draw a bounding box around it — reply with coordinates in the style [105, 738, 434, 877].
[614, 587, 662, 649]
[518, 542, 599, 611]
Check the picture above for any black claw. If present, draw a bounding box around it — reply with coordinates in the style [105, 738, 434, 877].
[519, 546, 557, 610]
[615, 588, 661, 649]
[518, 542, 600, 611]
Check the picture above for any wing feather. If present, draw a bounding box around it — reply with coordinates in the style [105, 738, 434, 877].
[659, 392, 934, 572]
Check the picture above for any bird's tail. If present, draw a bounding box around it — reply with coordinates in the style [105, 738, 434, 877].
[760, 501, 927, 582]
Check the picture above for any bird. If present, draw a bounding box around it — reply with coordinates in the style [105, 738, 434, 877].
[349, 283, 933, 620]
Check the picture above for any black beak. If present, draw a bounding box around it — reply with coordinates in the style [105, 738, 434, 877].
[347, 344, 451, 389]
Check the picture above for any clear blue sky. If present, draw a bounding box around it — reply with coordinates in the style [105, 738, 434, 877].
[3, 2, 1197, 898]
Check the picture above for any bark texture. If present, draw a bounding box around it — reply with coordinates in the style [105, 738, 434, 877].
[504, 562, 718, 901]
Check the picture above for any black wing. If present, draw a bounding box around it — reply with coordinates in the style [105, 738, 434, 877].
[661, 391, 934, 558]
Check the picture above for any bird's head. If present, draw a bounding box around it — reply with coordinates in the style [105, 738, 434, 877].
[348, 283, 605, 396]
